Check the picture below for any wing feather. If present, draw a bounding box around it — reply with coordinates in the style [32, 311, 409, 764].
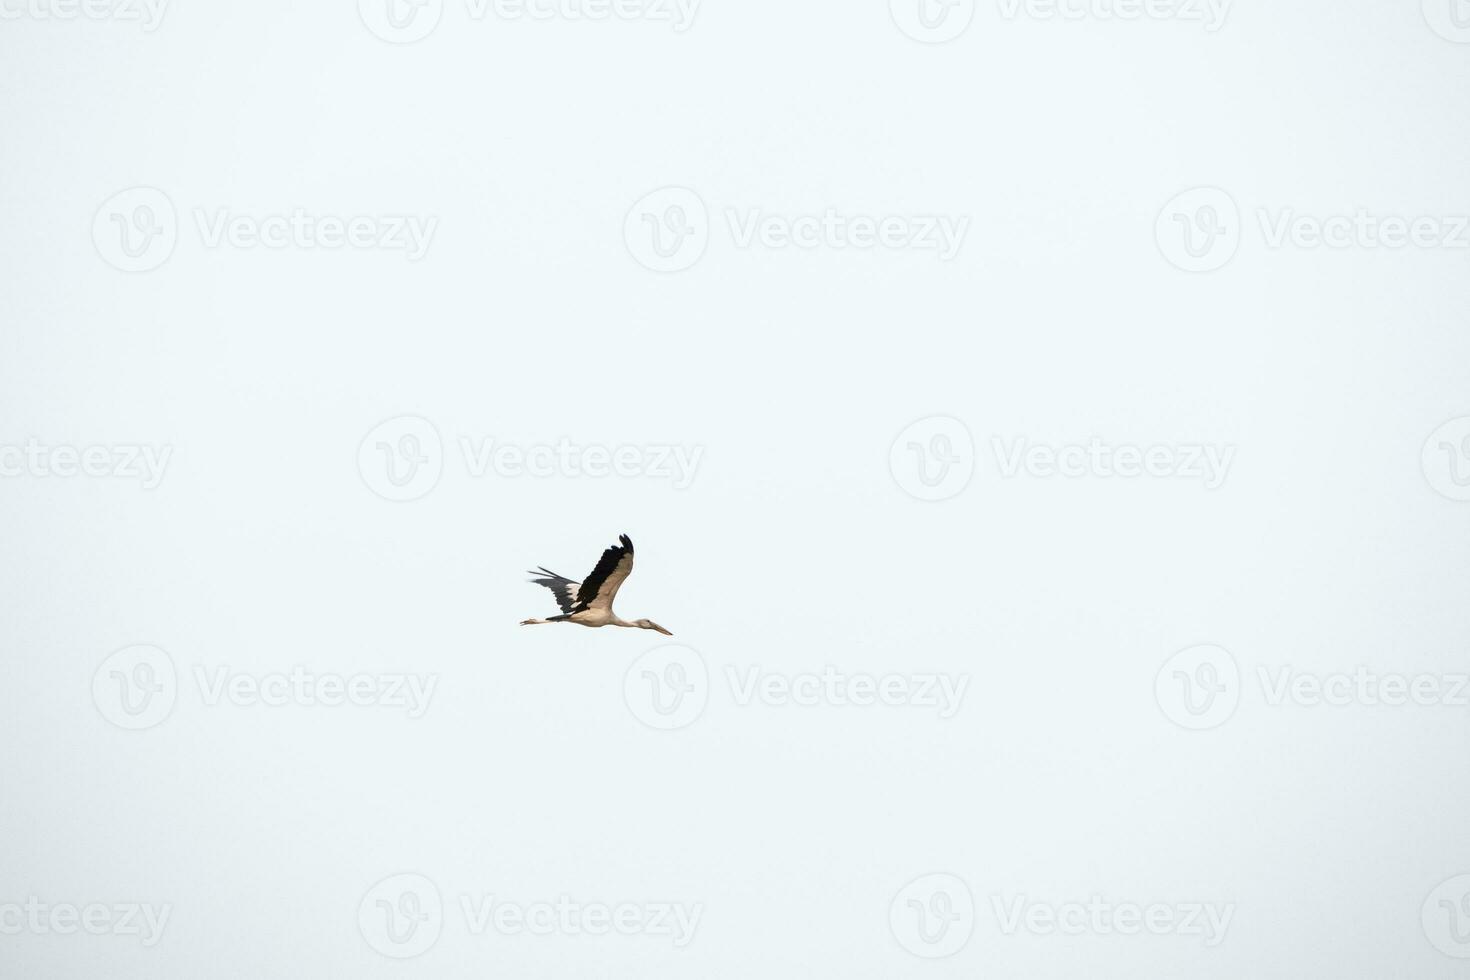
[527, 567, 580, 615]
[576, 534, 635, 611]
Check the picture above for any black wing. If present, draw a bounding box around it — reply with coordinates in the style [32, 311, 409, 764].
[527, 566, 580, 615]
[575, 534, 635, 611]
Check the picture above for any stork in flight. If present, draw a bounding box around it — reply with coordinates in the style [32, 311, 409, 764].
[520, 534, 672, 634]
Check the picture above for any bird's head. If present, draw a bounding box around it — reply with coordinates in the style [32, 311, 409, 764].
[635, 619, 673, 636]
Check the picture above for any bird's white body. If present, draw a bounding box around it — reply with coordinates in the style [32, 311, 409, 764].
[520, 535, 672, 635]
[555, 607, 617, 628]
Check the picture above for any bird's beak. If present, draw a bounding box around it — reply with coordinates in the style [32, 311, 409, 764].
[653, 624, 673, 636]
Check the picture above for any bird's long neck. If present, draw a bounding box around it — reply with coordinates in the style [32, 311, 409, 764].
[610, 615, 637, 628]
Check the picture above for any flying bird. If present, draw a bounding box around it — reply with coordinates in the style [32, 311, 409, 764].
[520, 534, 672, 635]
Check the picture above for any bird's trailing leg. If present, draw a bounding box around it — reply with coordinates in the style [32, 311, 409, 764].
[519, 618, 550, 626]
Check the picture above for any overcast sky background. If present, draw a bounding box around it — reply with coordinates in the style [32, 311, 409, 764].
[3, 0, 1470, 977]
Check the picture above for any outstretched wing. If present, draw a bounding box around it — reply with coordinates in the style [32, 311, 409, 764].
[576, 534, 635, 611]
[527, 566, 580, 615]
